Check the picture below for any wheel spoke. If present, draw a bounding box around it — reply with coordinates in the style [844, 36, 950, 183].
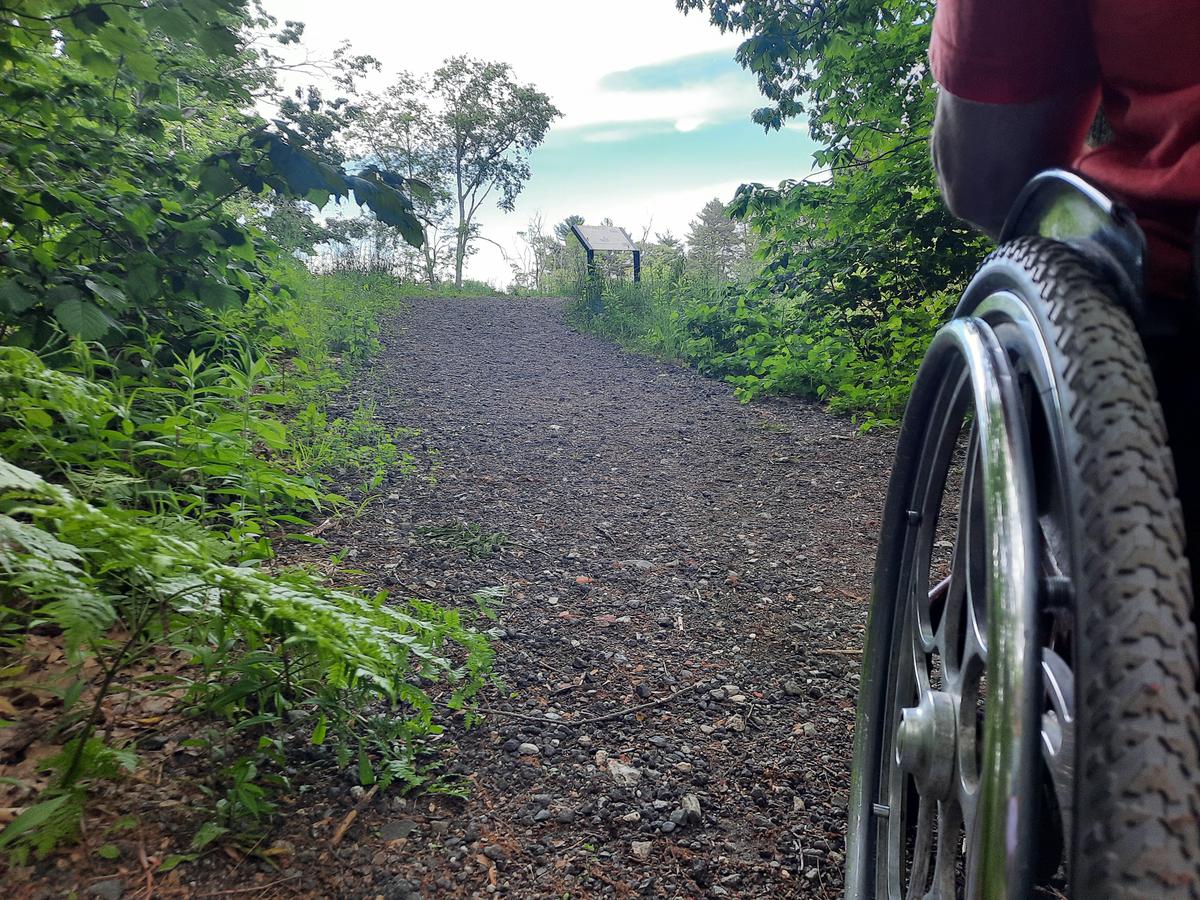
[907, 793, 935, 896]
[1041, 647, 1075, 862]
[930, 802, 963, 900]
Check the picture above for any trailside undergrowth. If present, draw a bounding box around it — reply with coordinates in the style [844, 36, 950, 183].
[0, 270, 498, 865]
[571, 274, 955, 428]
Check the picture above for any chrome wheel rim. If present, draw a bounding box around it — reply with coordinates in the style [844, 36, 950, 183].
[871, 317, 1041, 899]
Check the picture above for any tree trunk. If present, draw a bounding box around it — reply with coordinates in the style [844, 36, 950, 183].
[454, 166, 466, 289]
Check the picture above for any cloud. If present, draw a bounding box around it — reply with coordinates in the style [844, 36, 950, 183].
[599, 50, 737, 92]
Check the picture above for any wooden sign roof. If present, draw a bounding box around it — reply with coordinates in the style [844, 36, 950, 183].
[570, 224, 637, 253]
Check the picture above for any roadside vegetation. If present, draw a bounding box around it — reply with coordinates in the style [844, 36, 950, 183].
[0, 0, 554, 871]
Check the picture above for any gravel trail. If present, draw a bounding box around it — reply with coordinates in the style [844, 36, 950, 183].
[287, 295, 894, 898]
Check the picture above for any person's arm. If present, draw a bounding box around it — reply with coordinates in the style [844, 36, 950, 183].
[931, 88, 1099, 238]
[928, 0, 1100, 237]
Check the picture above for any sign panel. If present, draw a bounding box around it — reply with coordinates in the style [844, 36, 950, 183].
[570, 224, 637, 252]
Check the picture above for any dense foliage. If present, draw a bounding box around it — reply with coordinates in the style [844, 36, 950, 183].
[0, 0, 498, 865]
[571, 0, 989, 424]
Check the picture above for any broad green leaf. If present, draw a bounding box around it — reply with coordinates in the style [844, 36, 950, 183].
[86, 278, 128, 310]
[196, 280, 240, 310]
[53, 298, 113, 340]
[0, 277, 35, 313]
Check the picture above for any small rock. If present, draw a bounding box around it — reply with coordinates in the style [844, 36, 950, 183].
[655, 614, 674, 627]
[699, 724, 715, 735]
[722, 684, 741, 696]
[349, 785, 366, 800]
[622, 559, 654, 571]
[594, 749, 609, 768]
[622, 811, 642, 823]
[727, 714, 746, 734]
[555, 809, 577, 824]
[379, 820, 418, 841]
[534, 808, 551, 822]
[661, 820, 676, 834]
[793, 796, 807, 812]
[669, 809, 688, 826]
[631, 840, 653, 860]
[608, 760, 643, 785]
[783, 680, 804, 697]
[502, 738, 520, 753]
[483, 844, 507, 863]
[681, 794, 702, 824]
[517, 742, 540, 756]
[803, 722, 818, 737]
[806, 868, 819, 881]
[87, 880, 124, 900]
[674, 762, 694, 774]
[578, 735, 593, 747]
[634, 684, 652, 699]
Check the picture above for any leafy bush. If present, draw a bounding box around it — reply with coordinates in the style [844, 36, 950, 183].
[0, 270, 497, 862]
[0, 0, 497, 869]
[570, 267, 958, 427]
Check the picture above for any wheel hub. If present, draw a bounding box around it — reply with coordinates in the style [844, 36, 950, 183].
[896, 689, 957, 799]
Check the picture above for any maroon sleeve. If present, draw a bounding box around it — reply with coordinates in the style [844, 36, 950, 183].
[929, 0, 1099, 104]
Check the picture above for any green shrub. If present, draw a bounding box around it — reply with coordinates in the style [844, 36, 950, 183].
[0, 270, 497, 862]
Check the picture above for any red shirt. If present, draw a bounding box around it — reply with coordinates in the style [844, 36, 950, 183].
[930, 0, 1200, 295]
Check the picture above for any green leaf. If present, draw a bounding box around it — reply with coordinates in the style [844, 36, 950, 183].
[0, 277, 35, 313]
[125, 263, 158, 301]
[24, 408, 53, 430]
[96, 842, 120, 860]
[190, 822, 227, 851]
[53, 299, 114, 340]
[407, 179, 434, 204]
[86, 279, 128, 310]
[196, 280, 240, 310]
[357, 748, 375, 786]
[198, 161, 239, 198]
[0, 794, 71, 849]
[311, 714, 327, 745]
[158, 853, 197, 873]
[78, 45, 118, 77]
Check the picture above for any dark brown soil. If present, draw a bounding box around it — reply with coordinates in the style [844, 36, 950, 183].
[20, 295, 897, 899]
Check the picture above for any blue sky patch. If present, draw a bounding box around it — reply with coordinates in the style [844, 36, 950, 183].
[599, 50, 746, 93]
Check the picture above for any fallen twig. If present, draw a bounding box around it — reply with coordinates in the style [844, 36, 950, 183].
[507, 541, 554, 558]
[331, 783, 379, 847]
[814, 648, 861, 656]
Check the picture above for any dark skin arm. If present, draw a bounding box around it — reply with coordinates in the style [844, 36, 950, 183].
[931, 87, 1100, 238]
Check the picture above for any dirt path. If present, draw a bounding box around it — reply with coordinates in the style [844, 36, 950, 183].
[284, 296, 894, 898]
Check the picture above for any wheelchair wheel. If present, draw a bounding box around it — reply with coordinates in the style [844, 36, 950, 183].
[845, 237, 1200, 898]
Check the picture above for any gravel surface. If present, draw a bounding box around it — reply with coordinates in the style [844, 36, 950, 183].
[277, 295, 896, 899]
[21, 295, 896, 898]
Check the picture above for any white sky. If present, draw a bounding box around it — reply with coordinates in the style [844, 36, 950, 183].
[262, 1, 815, 285]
